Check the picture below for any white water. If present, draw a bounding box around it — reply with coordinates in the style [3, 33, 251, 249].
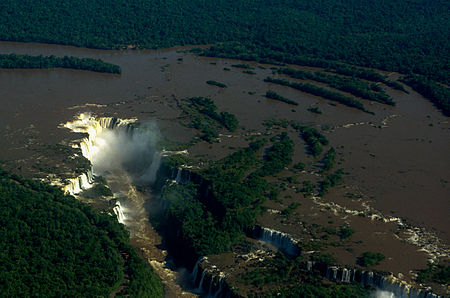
[258, 227, 298, 256]
[113, 201, 126, 224]
[316, 264, 440, 298]
[62, 113, 198, 296]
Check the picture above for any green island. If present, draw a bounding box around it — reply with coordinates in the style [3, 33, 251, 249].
[277, 68, 395, 106]
[182, 97, 239, 143]
[206, 80, 227, 88]
[0, 168, 163, 297]
[265, 90, 298, 106]
[0, 54, 121, 74]
[264, 77, 372, 114]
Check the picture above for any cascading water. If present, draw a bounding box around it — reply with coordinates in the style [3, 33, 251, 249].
[113, 201, 126, 224]
[255, 226, 299, 256]
[61, 113, 197, 296]
[308, 263, 442, 297]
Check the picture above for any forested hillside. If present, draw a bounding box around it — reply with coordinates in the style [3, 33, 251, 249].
[0, 168, 163, 297]
[0, 0, 448, 84]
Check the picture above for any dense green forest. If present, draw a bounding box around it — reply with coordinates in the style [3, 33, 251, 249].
[0, 168, 163, 297]
[162, 135, 297, 260]
[400, 75, 450, 116]
[0, 0, 448, 83]
[0, 54, 121, 74]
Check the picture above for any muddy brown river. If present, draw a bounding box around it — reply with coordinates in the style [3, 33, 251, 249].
[0, 41, 448, 295]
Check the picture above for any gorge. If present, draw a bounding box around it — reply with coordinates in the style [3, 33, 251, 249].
[56, 112, 445, 297]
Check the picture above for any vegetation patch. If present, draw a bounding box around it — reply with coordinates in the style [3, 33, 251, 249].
[416, 264, 450, 285]
[319, 169, 344, 196]
[265, 77, 373, 114]
[307, 106, 322, 114]
[206, 80, 227, 88]
[357, 252, 386, 267]
[278, 68, 395, 105]
[339, 226, 355, 240]
[291, 123, 329, 158]
[265, 90, 299, 106]
[231, 64, 253, 69]
[255, 132, 294, 176]
[400, 75, 450, 116]
[183, 97, 239, 142]
[322, 148, 336, 171]
[0, 54, 121, 74]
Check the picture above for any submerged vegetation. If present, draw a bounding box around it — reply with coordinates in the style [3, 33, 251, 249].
[0, 168, 163, 297]
[0, 54, 121, 74]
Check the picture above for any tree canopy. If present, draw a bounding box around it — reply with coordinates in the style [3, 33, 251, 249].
[0, 168, 163, 297]
[0, 0, 448, 83]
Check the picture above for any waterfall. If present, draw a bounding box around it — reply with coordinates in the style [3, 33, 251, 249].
[61, 113, 138, 195]
[256, 226, 299, 256]
[197, 271, 206, 292]
[308, 263, 442, 297]
[213, 274, 225, 298]
[175, 168, 182, 183]
[190, 256, 228, 298]
[191, 257, 202, 284]
[113, 201, 126, 224]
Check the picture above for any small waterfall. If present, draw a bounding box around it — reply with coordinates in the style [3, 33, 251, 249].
[197, 271, 206, 292]
[112, 201, 126, 224]
[140, 151, 161, 182]
[308, 263, 442, 297]
[175, 168, 182, 183]
[191, 257, 202, 284]
[213, 274, 225, 298]
[191, 256, 229, 298]
[172, 167, 191, 183]
[255, 226, 299, 256]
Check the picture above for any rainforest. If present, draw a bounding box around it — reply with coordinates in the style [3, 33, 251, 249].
[0, 1, 448, 297]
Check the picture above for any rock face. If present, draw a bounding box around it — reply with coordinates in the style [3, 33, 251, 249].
[307, 262, 442, 298]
